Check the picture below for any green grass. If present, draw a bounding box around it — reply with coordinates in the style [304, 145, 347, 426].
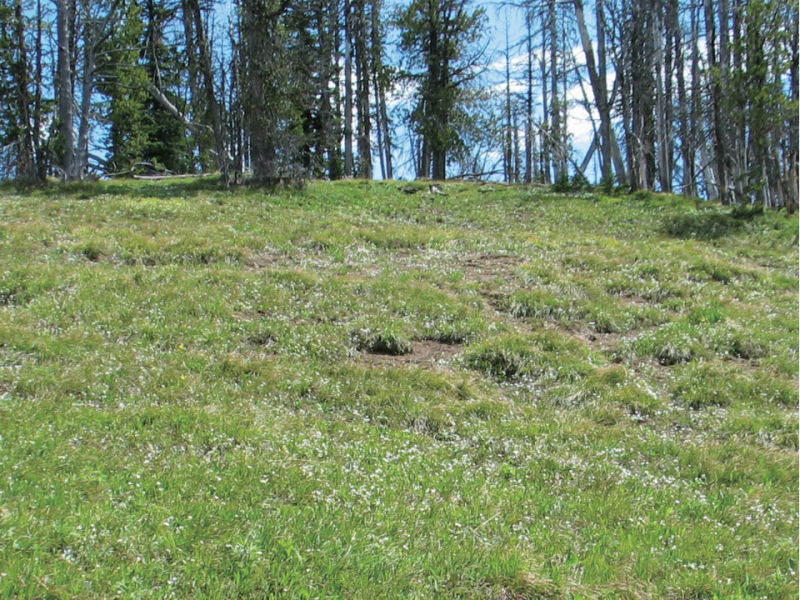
[0, 177, 797, 599]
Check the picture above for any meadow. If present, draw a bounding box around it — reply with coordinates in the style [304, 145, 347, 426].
[0, 179, 797, 599]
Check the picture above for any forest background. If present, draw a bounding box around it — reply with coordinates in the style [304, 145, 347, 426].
[0, 0, 797, 209]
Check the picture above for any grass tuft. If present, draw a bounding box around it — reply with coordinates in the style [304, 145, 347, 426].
[352, 328, 413, 355]
[463, 333, 592, 382]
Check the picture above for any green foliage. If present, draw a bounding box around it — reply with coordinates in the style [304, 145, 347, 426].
[239, 0, 334, 182]
[463, 333, 592, 382]
[0, 0, 45, 181]
[0, 3, 18, 148]
[395, 0, 487, 178]
[730, 203, 765, 220]
[99, 0, 192, 173]
[670, 363, 738, 409]
[630, 322, 705, 365]
[352, 328, 413, 355]
[551, 171, 591, 193]
[505, 289, 566, 320]
[598, 172, 619, 195]
[723, 0, 797, 203]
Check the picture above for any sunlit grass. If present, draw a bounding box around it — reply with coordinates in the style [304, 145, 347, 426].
[0, 178, 797, 599]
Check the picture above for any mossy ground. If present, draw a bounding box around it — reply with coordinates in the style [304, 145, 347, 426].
[0, 178, 797, 599]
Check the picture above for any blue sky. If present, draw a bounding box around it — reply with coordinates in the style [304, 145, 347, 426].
[378, 0, 600, 180]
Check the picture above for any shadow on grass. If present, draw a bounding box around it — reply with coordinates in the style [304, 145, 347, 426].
[1, 174, 319, 200]
[71, 176, 234, 199]
[0, 175, 234, 200]
[662, 210, 745, 240]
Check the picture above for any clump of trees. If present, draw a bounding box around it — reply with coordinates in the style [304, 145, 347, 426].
[499, 0, 797, 209]
[0, 0, 796, 209]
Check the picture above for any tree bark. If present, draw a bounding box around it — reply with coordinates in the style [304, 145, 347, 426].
[76, 17, 94, 180]
[504, 21, 513, 183]
[12, 0, 36, 181]
[353, 0, 372, 179]
[549, 0, 561, 182]
[57, 0, 75, 180]
[188, 0, 230, 181]
[676, 1, 694, 197]
[574, 0, 613, 182]
[343, 0, 354, 176]
[705, 0, 729, 203]
[524, 11, 534, 183]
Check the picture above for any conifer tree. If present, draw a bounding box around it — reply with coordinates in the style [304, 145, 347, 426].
[396, 0, 487, 180]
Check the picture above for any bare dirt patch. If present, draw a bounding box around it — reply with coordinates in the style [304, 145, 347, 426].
[359, 340, 462, 369]
[246, 251, 296, 270]
[460, 253, 523, 283]
[571, 327, 626, 354]
[617, 293, 651, 306]
[345, 249, 525, 283]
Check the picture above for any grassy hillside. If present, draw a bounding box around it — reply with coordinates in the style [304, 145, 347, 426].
[0, 179, 797, 599]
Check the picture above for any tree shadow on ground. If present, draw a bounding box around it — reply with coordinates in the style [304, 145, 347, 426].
[662, 210, 745, 240]
[0, 176, 233, 200]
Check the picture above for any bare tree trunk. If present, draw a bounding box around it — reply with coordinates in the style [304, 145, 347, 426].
[513, 108, 521, 183]
[549, 0, 561, 182]
[180, 0, 203, 169]
[57, 0, 75, 180]
[330, 0, 344, 179]
[229, 23, 243, 182]
[661, 1, 675, 191]
[596, 0, 613, 183]
[676, 1, 695, 197]
[690, 1, 703, 197]
[343, 0, 354, 176]
[373, 78, 385, 179]
[189, 0, 230, 181]
[431, 148, 446, 180]
[353, 0, 371, 179]
[369, 0, 392, 179]
[149, 82, 213, 136]
[378, 80, 393, 179]
[504, 21, 513, 183]
[420, 138, 430, 179]
[630, 0, 656, 191]
[619, 38, 634, 189]
[33, 0, 45, 179]
[12, 0, 36, 181]
[730, 0, 745, 199]
[428, 9, 446, 181]
[369, 0, 384, 179]
[575, 0, 613, 182]
[76, 23, 94, 180]
[524, 11, 533, 184]
[787, 8, 799, 212]
[540, 29, 550, 183]
[704, 0, 729, 203]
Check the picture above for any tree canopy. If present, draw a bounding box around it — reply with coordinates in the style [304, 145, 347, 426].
[0, 0, 796, 208]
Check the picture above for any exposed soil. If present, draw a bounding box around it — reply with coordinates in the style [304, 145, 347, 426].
[246, 251, 295, 270]
[617, 293, 651, 306]
[459, 253, 523, 283]
[570, 327, 627, 354]
[359, 340, 462, 369]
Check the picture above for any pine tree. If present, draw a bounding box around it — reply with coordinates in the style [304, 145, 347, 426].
[99, 0, 192, 174]
[396, 0, 487, 180]
[0, 0, 39, 180]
